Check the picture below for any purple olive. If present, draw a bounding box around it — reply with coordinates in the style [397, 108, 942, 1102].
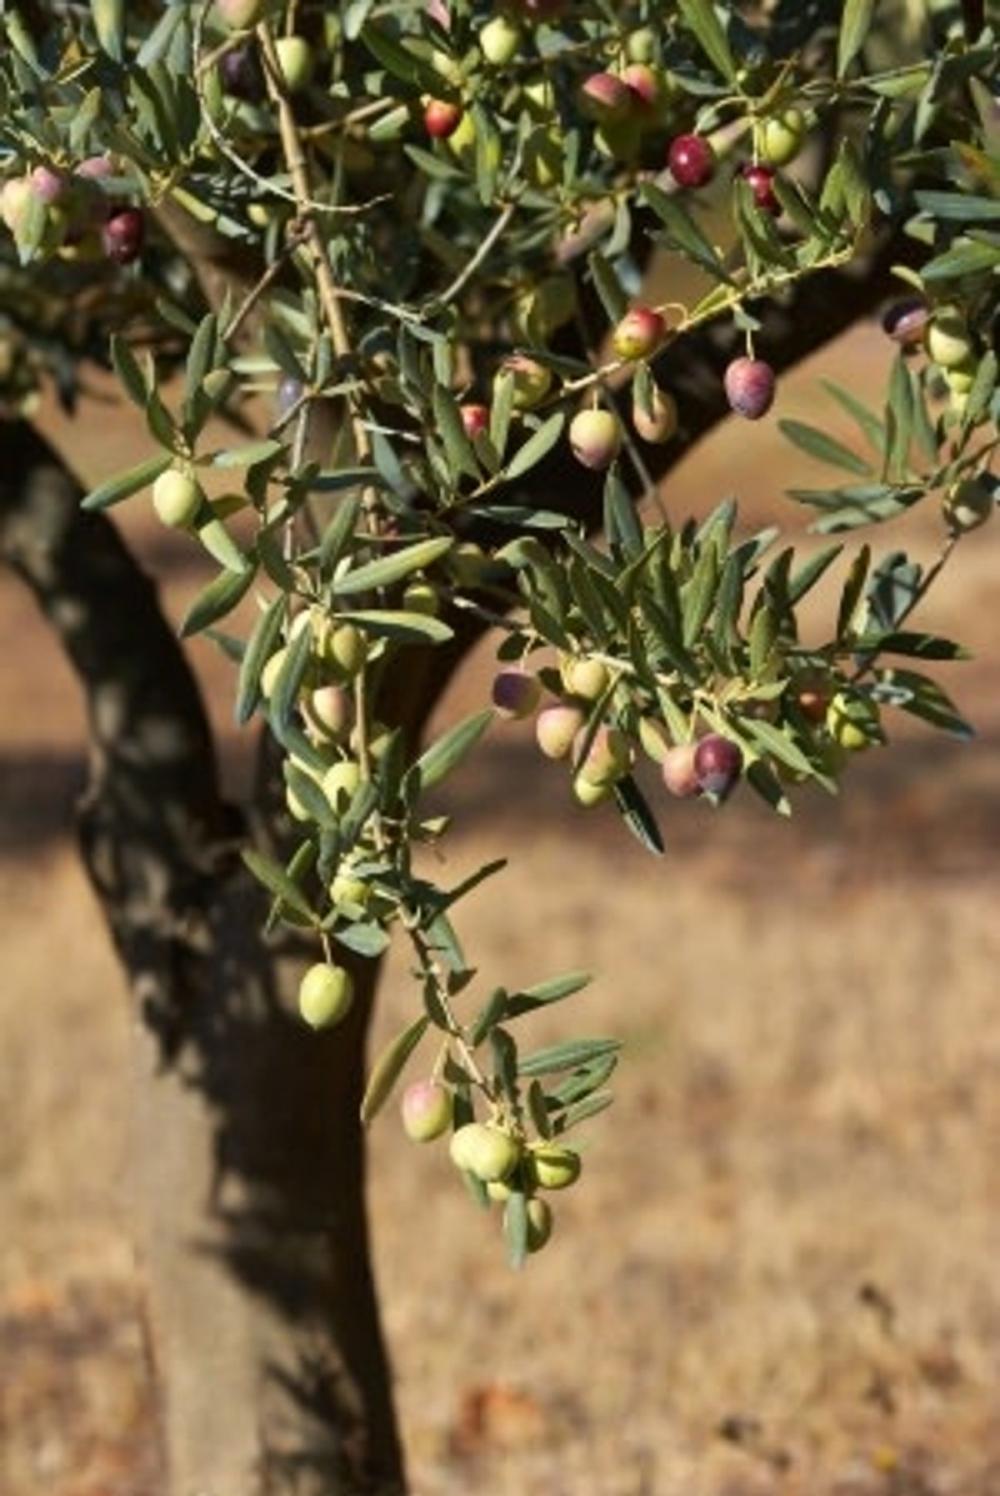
[102, 207, 145, 265]
[276, 375, 305, 417]
[492, 668, 541, 720]
[693, 734, 743, 797]
[219, 43, 266, 102]
[723, 356, 775, 420]
[881, 297, 930, 347]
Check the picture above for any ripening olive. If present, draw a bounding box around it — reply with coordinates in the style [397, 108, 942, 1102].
[401, 1080, 454, 1142]
[152, 469, 203, 529]
[449, 1123, 520, 1182]
[298, 962, 354, 1029]
[529, 1144, 581, 1190]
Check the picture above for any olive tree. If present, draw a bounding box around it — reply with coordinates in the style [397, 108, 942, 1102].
[0, 0, 996, 1491]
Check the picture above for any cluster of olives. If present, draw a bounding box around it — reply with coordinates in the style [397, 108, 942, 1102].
[882, 298, 995, 533]
[0, 155, 144, 267]
[489, 655, 749, 806]
[491, 649, 896, 805]
[399, 1078, 583, 1257]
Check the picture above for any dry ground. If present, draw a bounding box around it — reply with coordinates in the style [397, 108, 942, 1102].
[2, 325, 1000, 1496]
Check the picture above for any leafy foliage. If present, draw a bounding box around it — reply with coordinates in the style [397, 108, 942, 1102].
[0, 0, 996, 1259]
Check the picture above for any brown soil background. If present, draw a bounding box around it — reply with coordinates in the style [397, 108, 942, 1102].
[2, 325, 999, 1495]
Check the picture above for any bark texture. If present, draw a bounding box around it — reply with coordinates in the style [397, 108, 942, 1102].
[0, 423, 404, 1496]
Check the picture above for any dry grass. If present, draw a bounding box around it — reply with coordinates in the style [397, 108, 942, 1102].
[2, 327, 1000, 1495]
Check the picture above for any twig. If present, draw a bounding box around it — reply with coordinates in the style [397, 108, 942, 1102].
[431, 199, 519, 310]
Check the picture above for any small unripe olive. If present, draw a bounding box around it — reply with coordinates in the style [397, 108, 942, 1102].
[218, 0, 266, 27]
[943, 477, 993, 533]
[448, 541, 491, 586]
[322, 759, 363, 810]
[402, 579, 441, 616]
[943, 363, 976, 395]
[613, 306, 666, 362]
[152, 469, 203, 529]
[579, 725, 631, 787]
[492, 668, 541, 720]
[325, 623, 367, 680]
[523, 129, 563, 189]
[486, 1178, 513, 1202]
[536, 703, 586, 760]
[925, 308, 974, 370]
[661, 742, 700, 798]
[496, 353, 552, 411]
[298, 962, 354, 1029]
[573, 773, 612, 808]
[759, 107, 806, 167]
[637, 716, 671, 764]
[529, 1144, 581, 1190]
[307, 684, 354, 740]
[632, 383, 678, 444]
[329, 870, 371, 909]
[511, 274, 576, 343]
[569, 409, 622, 470]
[560, 655, 609, 702]
[449, 1123, 520, 1182]
[445, 109, 479, 163]
[401, 1080, 454, 1142]
[260, 647, 288, 700]
[826, 691, 882, 751]
[1, 178, 35, 235]
[524, 1196, 553, 1252]
[479, 14, 522, 66]
[274, 36, 314, 93]
[625, 26, 656, 63]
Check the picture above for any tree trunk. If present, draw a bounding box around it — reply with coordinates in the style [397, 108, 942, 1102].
[0, 424, 404, 1495]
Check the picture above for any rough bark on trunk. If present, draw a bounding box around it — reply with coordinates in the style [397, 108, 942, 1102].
[0, 423, 404, 1495]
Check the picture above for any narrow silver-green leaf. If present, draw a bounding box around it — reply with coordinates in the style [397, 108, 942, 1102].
[412, 709, 493, 793]
[180, 562, 256, 639]
[242, 848, 314, 921]
[81, 452, 173, 512]
[235, 595, 287, 725]
[504, 413, 565, 482]
[678, 0, 736, 80]
[360, 1016, 430, 1124]
[837, 0, 876, 76]
[336, 609, 454, 644]
[779, 419, 872, 477]
[336, 537, 453, 596]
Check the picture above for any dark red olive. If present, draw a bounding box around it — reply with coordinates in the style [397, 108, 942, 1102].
[667, 133, 716, 189]
[740, 163, 780, 215]
[693, 734, 743, 797]
[102, 207, 145, 265]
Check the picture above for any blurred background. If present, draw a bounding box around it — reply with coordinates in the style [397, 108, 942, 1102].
[2, 321, 999, 1496]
